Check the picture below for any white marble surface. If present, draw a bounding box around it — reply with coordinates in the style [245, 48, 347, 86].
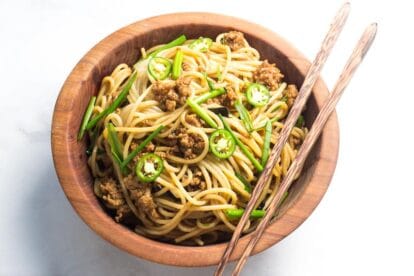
[1, 0, 413, 275]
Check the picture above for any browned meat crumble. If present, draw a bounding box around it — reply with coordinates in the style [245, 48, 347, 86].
[152, 77, 191, 111]
[164, 127, 205, 159]
[221, 31, 245, 51]
[253, 60, 284, 91]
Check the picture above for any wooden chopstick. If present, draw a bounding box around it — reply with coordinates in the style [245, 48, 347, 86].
[214, 3, 351, 275]
[232, 23, 378, 276]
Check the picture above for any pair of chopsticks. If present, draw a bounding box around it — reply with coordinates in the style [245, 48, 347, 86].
[215, 3, 377, 276]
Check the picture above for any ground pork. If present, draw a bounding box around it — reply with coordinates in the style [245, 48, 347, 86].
[114, 204, 132, 223]
[221, 31, 245, 51]
[185, 113, 204, 127]
[98, 177, 125, 208]
[152, 77, 191, 111]
[217, 86, 237, 107]
[283, 84, 299, 108]
[124, 174, 159, 219]
[165, 127, 205, 159]
[182, 167, 206, 191]
[253, 60, 284, 91]
[207, 86, 238, 108]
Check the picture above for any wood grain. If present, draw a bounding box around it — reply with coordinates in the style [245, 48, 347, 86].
[232, 23, 377, 276]
[215, 4, 350, 274]
[51, 12, 340, 267]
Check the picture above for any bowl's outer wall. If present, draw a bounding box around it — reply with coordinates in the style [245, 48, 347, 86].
[51, 12, 339, 267]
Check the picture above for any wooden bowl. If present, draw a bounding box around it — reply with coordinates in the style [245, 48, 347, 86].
[51, 12, 339, 267]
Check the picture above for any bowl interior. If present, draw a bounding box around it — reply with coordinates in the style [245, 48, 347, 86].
[52, 13, 338, 267]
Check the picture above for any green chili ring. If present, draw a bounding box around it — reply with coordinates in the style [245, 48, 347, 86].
[189, 37, 213, 52]
[136, 153, 164, 183]
[209, 129, 236, 159]
[148, 57, 172, 80]
[246, 83, 270, 107]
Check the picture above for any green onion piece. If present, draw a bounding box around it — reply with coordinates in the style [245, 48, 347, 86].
[147, 35, 187, 58]
[225, 209, 265, 220]
[107, 123, 123, 161]
[107, 124, 124, 172]
[86, 71, 138, 130]
[235, 99, 253, 132]
[235, 172, 252, 193]
[193, 88, 226, 104]
[172, 50, 184, 79]
[219, 114, 263, 172]
[261, 120, 272, 166]
[77, 96, 96, 140]
[296, 115, 305, 128]
[187, 99, 218, 128]
[121, 125, 164, 169]
[206, 76, 215, 91]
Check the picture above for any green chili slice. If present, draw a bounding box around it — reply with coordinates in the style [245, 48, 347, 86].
[235, 172, 252, 193]
[296, 115, 305, 128]
[172, 50, 184, 79]
[136, 153, 164, 183]
[235, 99, 253, 132]
[86, 71, 138, 130]
[147, 35, 187, 58]
[77, 96, 96, 140]
[194, 88, 226, 104]
[186, 99, 218, 128]
[246, 83, 270, 107]
[261, 120, 272, 166]
[121, 125, 164, 169]
[209, 129, 236, 159]
[219, 114, 263, 172]
[225, 209, 265, 220]
[148, 57, 172, 80]
[189, 37, 212, 52]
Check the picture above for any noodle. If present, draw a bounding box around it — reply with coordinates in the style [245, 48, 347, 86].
[85, 31, 307, 245]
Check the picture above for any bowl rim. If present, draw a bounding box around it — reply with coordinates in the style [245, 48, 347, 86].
[51, 12, 339, 267]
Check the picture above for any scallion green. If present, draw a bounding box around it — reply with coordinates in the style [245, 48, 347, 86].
[172, 50, 184, 79]
[86, 71, 138, 130]
[147, 35, 187, 58]
[235, 99, 253, 132]
[187, 99, 218, 128]
[225, 209, 265, 220]
[77, 96, 96, 140]
[261, 120, 272, 166]
[121, 125, 164, 169]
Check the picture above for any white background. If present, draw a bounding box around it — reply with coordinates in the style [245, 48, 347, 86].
[1, 0, 413, 275]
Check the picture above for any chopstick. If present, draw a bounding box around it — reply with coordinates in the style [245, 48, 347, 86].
[214, 3, 351, 275]
[232, 23, 378, 276]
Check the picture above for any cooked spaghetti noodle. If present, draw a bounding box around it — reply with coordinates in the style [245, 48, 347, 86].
[82, 31, 307, 245]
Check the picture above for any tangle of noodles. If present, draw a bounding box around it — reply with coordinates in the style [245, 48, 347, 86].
[87, 31, 307, 246]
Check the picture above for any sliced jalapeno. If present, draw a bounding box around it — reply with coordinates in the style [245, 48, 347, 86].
[189, 37, 213, 52]
[148, 57, 172, 80]
[136, 153, 164, 182]
[246, 83, 270, 107]
[209, 129, 236, 159]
